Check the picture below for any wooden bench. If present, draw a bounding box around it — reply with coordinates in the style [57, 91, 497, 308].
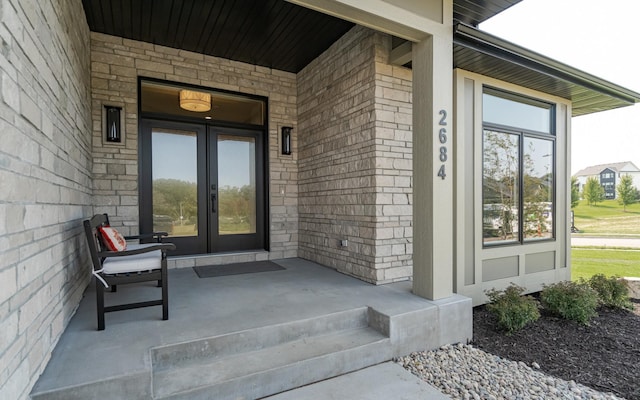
[83, 213, 175, 330]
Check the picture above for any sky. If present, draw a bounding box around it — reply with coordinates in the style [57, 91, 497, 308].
[479, 0, 640, 175]
[153, 131, 198, 183]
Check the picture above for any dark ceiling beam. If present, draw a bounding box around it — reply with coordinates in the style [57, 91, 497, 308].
[390, 41, 412, 66]
[286, 0, 435, 42]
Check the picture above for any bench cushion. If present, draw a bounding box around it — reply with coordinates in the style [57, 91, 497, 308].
[102, 249, 162, 274]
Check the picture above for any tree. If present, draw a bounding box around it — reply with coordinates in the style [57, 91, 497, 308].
[571, 176, 580, 208]
[152, 178, 198, 223]
[582, 177, 605, 206]
[616, 174, 637, 212]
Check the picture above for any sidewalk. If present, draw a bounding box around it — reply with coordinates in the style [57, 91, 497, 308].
[265, 363, 449, 400]
[571, 236, 640, 248]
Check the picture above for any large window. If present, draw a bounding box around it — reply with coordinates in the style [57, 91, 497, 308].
[482, 88, 555, 246]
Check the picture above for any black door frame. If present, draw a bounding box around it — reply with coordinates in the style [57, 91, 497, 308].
[139, 119, 268, 255]
[139, 119, 208, 255]
[137, 78, 270, 256]
[209, 126, 266, 253]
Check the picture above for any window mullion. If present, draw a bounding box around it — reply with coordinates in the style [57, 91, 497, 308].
[519, 133, 524, 244]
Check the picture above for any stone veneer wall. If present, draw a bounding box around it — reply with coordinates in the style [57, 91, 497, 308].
[297, 26, 413, 283]
[372, 34, 414, 282]
[0, 1, 92, 399]
[90, 33, 298, 259]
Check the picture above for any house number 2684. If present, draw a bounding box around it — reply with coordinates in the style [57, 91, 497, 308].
[437, 109, 448, 180]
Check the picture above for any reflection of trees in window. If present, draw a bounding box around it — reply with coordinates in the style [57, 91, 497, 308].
[482, 88, 555, 246]
[218, 185, 256, 234]
[482, 131, 555, 244]
[523, 138, 553, 240]
[152, 179, 198, 236]
[483, 130, 519, 242]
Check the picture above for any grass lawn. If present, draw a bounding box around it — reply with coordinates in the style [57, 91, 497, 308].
[571, 247, 640, 280]
[573, 199, 640, 236]
[171, 224, 197, 236]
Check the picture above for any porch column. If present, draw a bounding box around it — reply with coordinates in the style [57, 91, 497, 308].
[412, 17, 453, 300]
[289, 0, 456, 298]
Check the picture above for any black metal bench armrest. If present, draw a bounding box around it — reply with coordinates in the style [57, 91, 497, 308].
[98, 243, 176, 258]
[124, 232, 169, 242]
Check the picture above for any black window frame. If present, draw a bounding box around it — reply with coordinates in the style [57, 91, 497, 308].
[482, 87, 557, 248]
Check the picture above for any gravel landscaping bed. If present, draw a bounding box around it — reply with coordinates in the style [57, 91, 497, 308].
[398, 289, 640, 400]
[397, 343, 623, 399]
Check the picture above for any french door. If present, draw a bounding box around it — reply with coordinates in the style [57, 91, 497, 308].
[140, 119, 266, 255]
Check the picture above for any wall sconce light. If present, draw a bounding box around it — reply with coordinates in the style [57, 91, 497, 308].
[105, 105, 122, 143]
[281, 126, 292, 155]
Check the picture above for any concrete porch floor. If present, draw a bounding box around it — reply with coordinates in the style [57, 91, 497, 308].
[31, 258, 470, 399]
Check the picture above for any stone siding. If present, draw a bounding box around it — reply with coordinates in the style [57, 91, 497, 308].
[90, 33, 298, 259]
[297, 26, 413, 283]
[373, 36, 414, 282]
[0, 1, 92, 399]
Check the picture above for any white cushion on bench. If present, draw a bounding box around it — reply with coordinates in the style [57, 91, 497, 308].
[102, 248, 162, 274]
[126, 243, 162, 250]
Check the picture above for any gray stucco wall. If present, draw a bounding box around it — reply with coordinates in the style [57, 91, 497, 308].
[0, 1, 92, 399]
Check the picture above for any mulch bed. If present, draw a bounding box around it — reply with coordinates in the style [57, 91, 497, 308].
[472, 297, 640, 400]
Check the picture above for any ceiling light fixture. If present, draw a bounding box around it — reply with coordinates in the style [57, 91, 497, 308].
[179, 89, 211, 112]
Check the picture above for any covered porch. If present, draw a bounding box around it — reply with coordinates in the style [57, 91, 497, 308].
[5, 0, 640, 399]
[30, 258, 468, 399]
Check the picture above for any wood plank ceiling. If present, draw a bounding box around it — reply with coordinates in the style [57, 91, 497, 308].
[82, 0, 522, 73]
[82, 1, 639, 115]
[82, 0, 354, 73]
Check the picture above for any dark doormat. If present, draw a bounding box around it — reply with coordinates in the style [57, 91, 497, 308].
[193, 260, 285, 278]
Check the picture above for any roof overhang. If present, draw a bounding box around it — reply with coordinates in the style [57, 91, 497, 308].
[453, 23, 640, 116]
[82, 0, 523, 74]
[454, 0, 522, 26]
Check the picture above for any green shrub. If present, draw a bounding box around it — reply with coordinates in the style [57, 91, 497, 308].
[588, 274, 633, 310]
[485, 284, 540, 334]
[541, 281, 599, 324]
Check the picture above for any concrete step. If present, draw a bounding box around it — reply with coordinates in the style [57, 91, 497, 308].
[151, 307, 372, 370]
[151, 308, 392, 399]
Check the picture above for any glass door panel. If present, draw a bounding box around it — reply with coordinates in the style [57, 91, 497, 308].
[210, 127, 265, 252]
[141, 120, 265, 255]
[152, 129, 199, 237]
[217, 135, 257, 236]
[140, 120, 207, 255]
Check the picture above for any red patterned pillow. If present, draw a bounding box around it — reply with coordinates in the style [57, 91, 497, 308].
[98, 226, 127, 251]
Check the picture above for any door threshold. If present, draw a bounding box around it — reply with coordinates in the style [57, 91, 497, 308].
[168, 250, 270, 269]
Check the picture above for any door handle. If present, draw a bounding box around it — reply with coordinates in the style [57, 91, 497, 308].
[211, 185, 217, 213]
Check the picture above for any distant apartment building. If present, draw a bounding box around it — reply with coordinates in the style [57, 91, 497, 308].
[574, 162, 640, 199]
